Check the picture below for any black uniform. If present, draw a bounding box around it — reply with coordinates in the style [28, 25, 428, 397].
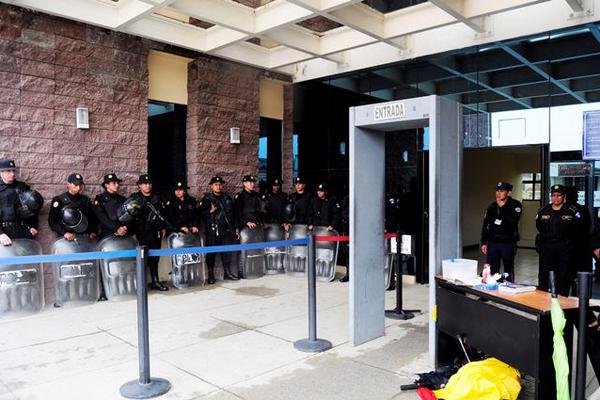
[263, 191, 287, 223]
[287, 191, 311, 224]
[0, 180, 39, 239]
[48, 192, 95, 237]
[536, 203, 580, 296]
[165, 195, 200, 234]
[480, 197, 522, 281]
[308, 195, 341, 228]
[199, 191, 237, 281]
[234, 189, 263, 229]
[129, 191, 167, 280]
[567, 200, 591, 273]
[93, 191, 127, 239]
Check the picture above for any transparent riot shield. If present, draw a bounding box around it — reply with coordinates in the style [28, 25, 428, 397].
[239, 227, 266, 278]
[264, 224, 285, 274]
[98, 234, 137, 301]
[51, 236, 99, 307]
[0, 239, 44, 317]
[313, 226, 339, 282]
[384, 237, 396, 290]
[168, 232, 205, 289]
[284, 224, 308, 277]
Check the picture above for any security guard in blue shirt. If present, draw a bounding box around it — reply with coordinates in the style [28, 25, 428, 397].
[536, 184, 580, 296]
[480, 181, 522, 282]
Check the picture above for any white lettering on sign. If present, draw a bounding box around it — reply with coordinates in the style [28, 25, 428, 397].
[373, 102, 405, 121]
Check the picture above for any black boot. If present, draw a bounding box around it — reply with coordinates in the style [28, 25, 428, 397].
[150, 273, 168, 291]
[223, 266, 239, 281]
[339, 271, 349, 283]
[208, 268, 216, 284]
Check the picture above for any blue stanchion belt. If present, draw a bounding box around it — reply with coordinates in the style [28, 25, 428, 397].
[0, 238, 310, 266]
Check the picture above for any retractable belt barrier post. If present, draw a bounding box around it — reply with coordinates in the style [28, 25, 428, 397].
[120, 246, 171, 399]
[575, 271, 592, 400]
[385, 240, 420, 320]
[294, 232, 332, 353]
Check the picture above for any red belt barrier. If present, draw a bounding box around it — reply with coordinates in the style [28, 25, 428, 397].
[314, 232, 397, 242]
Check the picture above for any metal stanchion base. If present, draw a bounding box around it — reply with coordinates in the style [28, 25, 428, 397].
[294, 338, 332, 353]
[385, 308, 420, 320]
[120, 378, 171, 399]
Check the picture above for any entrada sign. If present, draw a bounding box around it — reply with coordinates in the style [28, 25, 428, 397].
[373, 102, 405, 121]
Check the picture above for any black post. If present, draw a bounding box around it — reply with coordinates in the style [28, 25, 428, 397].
[120, 246, 171, 399]
[576, 271, 592, 400]
[385, 237, 420, 320]
[294, 233, 332, 352]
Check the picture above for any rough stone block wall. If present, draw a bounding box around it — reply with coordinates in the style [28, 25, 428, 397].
[187, 58, 262, 196]
[282, 84, 294, 187]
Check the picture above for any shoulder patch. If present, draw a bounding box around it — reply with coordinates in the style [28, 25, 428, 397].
[166, 201, 170, 206]
[515, 207, 521, 213]
[52, 201, 59, 208]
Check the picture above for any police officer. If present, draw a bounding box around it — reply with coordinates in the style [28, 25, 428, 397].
[234, 175, 263, 234]
[165, 181, 200, 235]
[199, 176, 239, 283]
[480, 181, 522, 282]
[307, 183, 340, 231]
[285, 177, 311, 229]
[536, 184, 580, 296]
[93, 173, 129, 239]
[129, 174, 169, 291]
[0, 159, 42, 246]
[263, 178, 287, 224]
[48, 173, 96, 240]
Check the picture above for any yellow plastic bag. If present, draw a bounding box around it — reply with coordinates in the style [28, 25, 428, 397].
[434, 358, 521, 400]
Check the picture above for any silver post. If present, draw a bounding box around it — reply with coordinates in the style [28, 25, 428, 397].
[294, 233, 332, 353]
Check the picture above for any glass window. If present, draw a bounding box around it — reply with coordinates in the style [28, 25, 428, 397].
[521, 172, 542, 201]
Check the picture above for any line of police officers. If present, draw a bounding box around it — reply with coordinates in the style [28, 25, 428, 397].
[481, 181, 600, 297]
[0, 159, 346, 296]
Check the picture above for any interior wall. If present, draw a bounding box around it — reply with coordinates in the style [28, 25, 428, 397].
[462, 148, 541, 248]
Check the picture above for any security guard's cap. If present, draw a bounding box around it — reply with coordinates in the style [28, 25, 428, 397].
[174, 181, 189, 190]
[551, 184, 566, 195]
[0, 159, 17, 171]
[209, 176, 224, 184]
[67, 173, 85, 185]
[103, 173, 122, 184]
[496, 181, 512, 191]
[294, 177, 305, 185]
[316, 183, 329, 192]
[136, 174, 152, 185]
[272, 178, 283, 186]
[242, 175, 256, 182]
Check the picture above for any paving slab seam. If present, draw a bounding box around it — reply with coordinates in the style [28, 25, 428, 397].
[97, 326, 139, 349]
[0, 330, 105, 354]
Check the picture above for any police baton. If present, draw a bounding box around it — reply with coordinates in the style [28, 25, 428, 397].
[294, 232, 332, 352]
[120, 246, 171, 398]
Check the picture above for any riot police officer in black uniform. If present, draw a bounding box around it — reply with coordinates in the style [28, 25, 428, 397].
[480, 181, 522, 282]
[536, 184, 580, 296]
[129, 174, 169, 291]
[262, 178, 287, 225]
[93, 173, 129, 240]
[234, 174, 263, 234]
[49, 173, 96, 240]
[285, 177, 311, 230]
[0, 159, 42, 246]
[307, 183, 340, 231]
[165, 181, 200, 235]
[199, 176, 238, 283]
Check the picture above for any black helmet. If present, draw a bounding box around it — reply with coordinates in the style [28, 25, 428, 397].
[16, 189, 43, 219]
[284, 203, 295, 222]
[61, 206, 88, 233]
[117, 198, 142, 224]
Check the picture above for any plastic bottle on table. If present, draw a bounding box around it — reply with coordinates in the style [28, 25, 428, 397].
[482, 264, 491, 284]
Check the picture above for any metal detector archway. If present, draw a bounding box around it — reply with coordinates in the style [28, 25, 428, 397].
[349, 95, 462, 365]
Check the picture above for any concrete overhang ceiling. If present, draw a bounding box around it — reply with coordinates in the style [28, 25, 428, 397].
[2, 0, 599, 82]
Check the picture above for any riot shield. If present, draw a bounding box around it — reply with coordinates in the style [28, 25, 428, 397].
[0, 239, 44, 316]
[384, 237, 395, 290]
[313, 226, 339, 282]
[284, 224, 308, 277]
[168, 232, 205, 289]
[264, 224, 285, 274]
[239, 227, 266, 278]
[51, 236, 99, 307]
[98, 234, 138, 301]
